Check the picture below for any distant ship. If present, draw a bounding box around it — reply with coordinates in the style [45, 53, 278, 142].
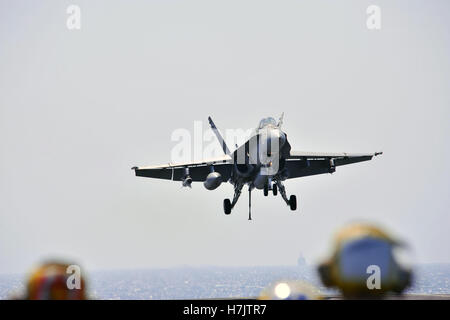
[297, 254, 308, 268]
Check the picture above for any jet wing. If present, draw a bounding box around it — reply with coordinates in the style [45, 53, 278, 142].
[284, 151, 382, 179]
[132, 155, 233, 182]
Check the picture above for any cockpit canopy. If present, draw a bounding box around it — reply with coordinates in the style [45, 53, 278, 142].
[258, 117, 277, 129]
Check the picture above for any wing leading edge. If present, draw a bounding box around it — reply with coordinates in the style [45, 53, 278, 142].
[132, 155, 233, 182]
[284, 151, 382, 179]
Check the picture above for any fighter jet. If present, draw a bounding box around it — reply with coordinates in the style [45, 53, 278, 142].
[132, 114, 382, 219]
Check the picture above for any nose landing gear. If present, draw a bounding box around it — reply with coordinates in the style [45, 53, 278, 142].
[264, 181, 278, 197]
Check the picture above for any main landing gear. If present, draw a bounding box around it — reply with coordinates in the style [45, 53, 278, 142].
[276, 181, 297, 211]
[223, 182, 244, 215]
[223, 180, 297, 218]
[223, 199, 232, 215]
[223, 183, 253, 220]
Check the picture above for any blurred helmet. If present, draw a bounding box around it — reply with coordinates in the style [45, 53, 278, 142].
[25, 261, 86, 300]
[259, 280, 322, 300]
[317, 223, 412, 298]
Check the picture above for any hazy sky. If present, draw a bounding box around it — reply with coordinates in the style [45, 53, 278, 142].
[1, 0, 449, 275]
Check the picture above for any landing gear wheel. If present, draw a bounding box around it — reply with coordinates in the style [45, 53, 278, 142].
[273, 184, 278, 196]
[289, 195, 297, 211]
[263, 185, 269, 197]
[223, 199, 231, 215]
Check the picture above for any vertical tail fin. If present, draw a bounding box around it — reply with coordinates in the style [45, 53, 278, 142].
[278, 112, 284, 128]
[208, 116, 231, 155]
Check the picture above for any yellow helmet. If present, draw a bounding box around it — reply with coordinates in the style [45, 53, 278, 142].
[25, 261, 86, 300]
[318, 223, 412, 298]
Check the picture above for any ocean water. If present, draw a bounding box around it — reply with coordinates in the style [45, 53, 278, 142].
[1, 264, 449, 300]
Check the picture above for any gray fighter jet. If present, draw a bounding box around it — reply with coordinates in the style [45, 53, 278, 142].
[132, 114, 382, 219]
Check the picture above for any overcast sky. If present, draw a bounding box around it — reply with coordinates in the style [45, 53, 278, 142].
[1, 0, 449, 275]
